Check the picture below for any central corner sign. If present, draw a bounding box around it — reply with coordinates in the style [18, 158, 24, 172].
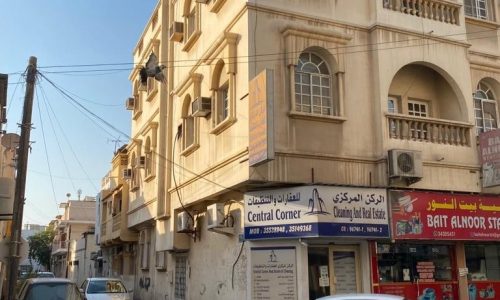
[244, 186, 389, 239]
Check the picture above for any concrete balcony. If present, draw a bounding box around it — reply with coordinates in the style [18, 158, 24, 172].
[387, 113, 472, 146]
[383, 0, 461, 25]
[100, 212, 137, 246]
[51, 240, 68, 255]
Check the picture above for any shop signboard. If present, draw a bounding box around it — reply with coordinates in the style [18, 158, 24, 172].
[251, 247, 297, 300]
[390, 190, 500, 241]
[479, 129, 500, 187]
[244, 186, 389, 239]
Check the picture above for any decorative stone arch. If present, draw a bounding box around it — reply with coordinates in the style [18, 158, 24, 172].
[387, 61, 468, 122]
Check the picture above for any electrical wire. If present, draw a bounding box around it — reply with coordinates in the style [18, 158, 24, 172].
[48, 83, 122, 107]
[34, 85, 61, 211]
[7, 27, 499, 76]
[172, 130, 194, 223]
[38, 83, 100, 193]
[38, 74, 122, 139]
[232, 240, 245, 290]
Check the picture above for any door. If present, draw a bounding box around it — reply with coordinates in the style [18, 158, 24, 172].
[330, 245, 361, 294]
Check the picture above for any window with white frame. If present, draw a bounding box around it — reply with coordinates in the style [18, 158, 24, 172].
[130, 153, 139, 190]
[474, 81, 498, 135]
[295, 52, 333, 116]
[139, 229, 150, 270]
[211, 59, 235, 131]
[133, 80, 142, 118]
[181, 95, 195, 151]
[407, 99, 428, 117]
[183, 0, 200, 50]
[408, 99, 429, 139]
[464, 0, 491, 20]
[144, 137, 154, 178]
[388, 96, 400, 113]
[175, 255, 187, 300]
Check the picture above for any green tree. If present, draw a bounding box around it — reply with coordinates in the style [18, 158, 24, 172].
[27, 229, 55, 271]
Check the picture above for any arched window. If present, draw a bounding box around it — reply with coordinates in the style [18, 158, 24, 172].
[474, 81, 498, 135]
[295, 52, 332, 116]
[144, 137, 154, 178]
[212, 60, 230, 126]
[183, 0, 200, 51]
[182, 95, 195, 150]
[130, 152, 139, 190]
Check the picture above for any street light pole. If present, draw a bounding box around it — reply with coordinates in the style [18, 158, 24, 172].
[6, 56, 37, 300]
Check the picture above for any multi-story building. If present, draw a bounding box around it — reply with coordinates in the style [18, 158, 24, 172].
[99, 145, 138, 291]
[51, 198, 96, 278]
[164, 1, 500, 300]
[113, 1, 500, 299]
[122, 2, 170, 298]
[67, 230, 98, 286]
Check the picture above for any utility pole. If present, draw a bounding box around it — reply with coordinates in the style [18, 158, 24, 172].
[6, 56, 37, 300]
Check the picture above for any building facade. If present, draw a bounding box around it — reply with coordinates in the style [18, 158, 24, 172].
[51, 198, 96, 278]
[110, 0, 500, 299]
[99, 145, 138, 291]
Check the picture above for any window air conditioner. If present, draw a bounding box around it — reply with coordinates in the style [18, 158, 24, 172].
[176, 211, 193, 233]
[125, 97, 135, 110]
[169, 22, 184, 42]
[388, 149, 423, 181]
[155, 250, 167, 271]
[206, 203, 226, 229]
[122, 168, 132, 179]
[192, 97, 211, 117]
[137, 156, 146, 168]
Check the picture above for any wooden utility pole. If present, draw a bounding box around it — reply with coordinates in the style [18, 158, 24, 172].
[6, 56, 37, 300]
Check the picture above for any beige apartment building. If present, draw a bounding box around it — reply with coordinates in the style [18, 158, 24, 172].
[110, 0, 500, 299]
[51, 198, 96, 278]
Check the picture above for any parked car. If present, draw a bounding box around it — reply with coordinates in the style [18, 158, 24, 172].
[317, 294, 404, 300]
[17, 278, 83, 300]
[80, 278, 130, 300]
[34, 272, 55, 278]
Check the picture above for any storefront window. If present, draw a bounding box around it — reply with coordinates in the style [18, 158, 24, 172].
[308, 247, 329, 300]
[466, 244, 500, 281]
[377, 243, 454, 283]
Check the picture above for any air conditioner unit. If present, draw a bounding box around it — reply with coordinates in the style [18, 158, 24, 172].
[176, 211, 193, 233]
[206, 203, 226, 229]
[192, 97, 211, 117]
[122, 168, 132, 179]
[169, 22, 184, 42]
[137, 156, 146, 168]
[125, 97, 135, 110]
[155, 250, 167, 271]
[388, 149, 423, 180]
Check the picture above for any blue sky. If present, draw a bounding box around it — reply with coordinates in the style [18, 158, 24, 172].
[1, 1, 157, 225]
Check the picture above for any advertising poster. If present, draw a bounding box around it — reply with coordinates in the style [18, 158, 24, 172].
[479, 129, 500, 187]
[251, 247, 297, 300]
[390, 190, 500, 240]
[376, 283, 458, 300]
[244, 186, 389, 239]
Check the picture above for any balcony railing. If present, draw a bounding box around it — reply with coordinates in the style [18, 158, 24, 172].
[387, 113, 472, 146]
[383, 0, 460, 25]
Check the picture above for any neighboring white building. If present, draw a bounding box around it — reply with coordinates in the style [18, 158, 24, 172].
[67, 231, 98, 286]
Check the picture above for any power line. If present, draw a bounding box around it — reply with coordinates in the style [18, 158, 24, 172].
[38, 85, 78, 194]
[35, 86, 61, 211]
[7, 27, 498, 75]
[38, 83, 100, 193]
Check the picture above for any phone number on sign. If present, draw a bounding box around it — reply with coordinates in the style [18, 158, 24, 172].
[250, 224, 313, 235]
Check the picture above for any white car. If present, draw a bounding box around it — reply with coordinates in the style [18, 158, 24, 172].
[80, 278, 130, 300]
[317, 294, 404, 300]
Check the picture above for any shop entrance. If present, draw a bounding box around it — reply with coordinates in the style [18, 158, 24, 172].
[308, 245, 361, 299]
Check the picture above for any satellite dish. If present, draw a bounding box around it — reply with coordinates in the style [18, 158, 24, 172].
[1, 133, 20, 150]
